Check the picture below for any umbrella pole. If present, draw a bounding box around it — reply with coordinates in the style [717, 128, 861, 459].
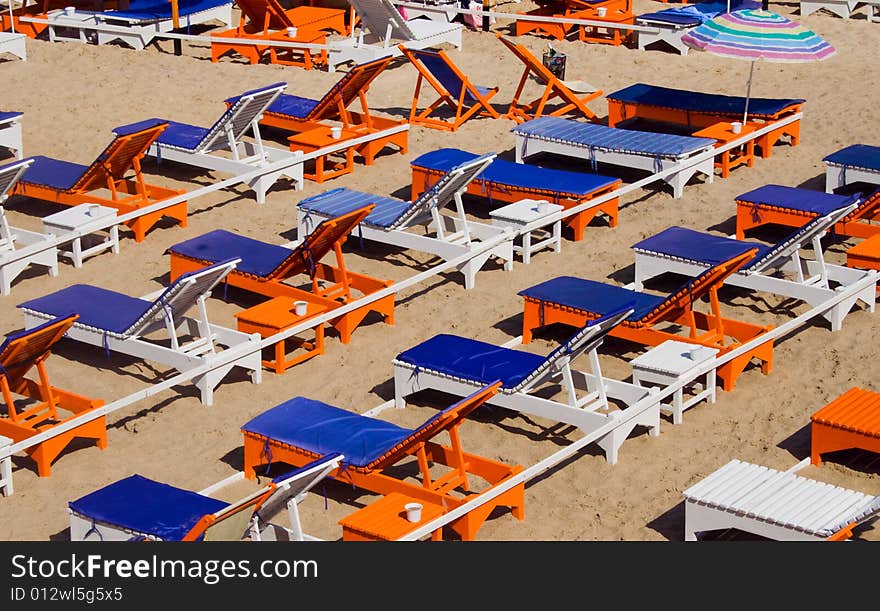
[743, 60, 755, 125]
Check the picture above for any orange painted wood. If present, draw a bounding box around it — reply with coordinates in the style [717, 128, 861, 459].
[339, 492, 445, 541]
[811, 387, 880, 465]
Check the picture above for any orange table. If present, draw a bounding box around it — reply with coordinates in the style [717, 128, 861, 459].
[339, 492, 446, 541]
[287, 126, 359, 183]
[577, 11, 635, 46]
[234, 297, 327, 374]
[846, 234, 880, 273]
[693, 122, 756, 178]
[811, 387, 880, 465]
[266, 28, 327, 70]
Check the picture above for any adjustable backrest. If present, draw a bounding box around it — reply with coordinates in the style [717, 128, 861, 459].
[75, 119, 168, 193]
[497, 34, 560, 88]
[405, 48, 473, 101]
[184, 484, 277, 541]
[267, 204, 373, 280]
[306, 56, 393, 123]
[192, 82, 287, 154]
[0, 314, 77, 393]
[350, 0, 415, 40]
[849, 188, 880, 222]
[123, 258, 240, 337]
[388, 152, 496, 231]
[748, 201, 859, 273]
[364, 382, 501, 472]
[0, 158, 31, 205]
[509, 307, 633, 393]
[639, 249, 757, 325]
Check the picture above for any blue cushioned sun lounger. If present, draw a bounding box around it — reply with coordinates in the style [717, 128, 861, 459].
[392, 308, 662, 465]
[511, 116, 716, 198]
[636, 0, 760, 55]
[823, 144, 880, 193]
[631, 200, 878, 332]
[68, 454, 342, 541]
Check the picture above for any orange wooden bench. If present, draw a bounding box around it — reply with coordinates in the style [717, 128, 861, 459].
[811, 387, 880, 466]
[0, 315, 106, 478]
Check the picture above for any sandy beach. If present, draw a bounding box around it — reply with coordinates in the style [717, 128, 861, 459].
[1, 0, 879, 542]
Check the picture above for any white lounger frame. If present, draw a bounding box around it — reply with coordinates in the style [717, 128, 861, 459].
[0, 112, 24, 160]
[0, 31, 27, 61]
[392, 310, 662, 465]
[632, 202, 878, 332]
[297, 153, 514, 290]
[144, 83, 304, 205]
[635, 16, 693, 55]
[800, 0, 859, 18]
[825, 157, 880, 193]
[20, 259, 262, 406]
[94, 2, 233, 50]
[514, 130, 715, 199]
[683, 458, 880, 541]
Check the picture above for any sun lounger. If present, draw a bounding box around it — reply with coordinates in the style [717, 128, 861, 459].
[518, 250, 775, 391]
[68, 454, 342, 541]
[632, 202, 878, 332]
[90, 0, 234, 51]
[393, 308, 662, 465]
[515, 0, 634, 45]
[1, 159, 60, 296]
[328, 0, 464, 71]
[810, 387, 880, 467]
[398, 46, 501, 132]
[0, 112, 24, 160]
[135, 82, 304, 205]
[635, 0, 759, 55]
[12, 119, 187, 243]
[0, 314, 106, 478]
[166, 205, 395, 345]
[823, 144, 880, 194]
[683, 458, 880, 541]
[224, 57, 408, 170]
[210, 0, 346, 65]
[241, 382, 525, 541]
[410, 147, 621, 241]
[606, 83, 805, 158]
[734, 184, 880, 240]
[496, 34, 603, 124]
[511, 115, 716, 199]
[296, 152, 514, 290]
[800, 0, 859, 18]
[17, 258, 263, 407]
[0, 31, 27, 61]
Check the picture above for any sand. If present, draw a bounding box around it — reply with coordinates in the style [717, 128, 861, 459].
[1, 0, 879, 542]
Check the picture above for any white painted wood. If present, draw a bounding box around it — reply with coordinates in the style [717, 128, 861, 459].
[0, 112, 24, 159]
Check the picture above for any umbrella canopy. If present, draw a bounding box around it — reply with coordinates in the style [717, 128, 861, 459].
[681, 9, 835, 124]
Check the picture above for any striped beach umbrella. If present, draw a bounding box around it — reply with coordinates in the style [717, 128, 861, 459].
[681, 9, 836, 123]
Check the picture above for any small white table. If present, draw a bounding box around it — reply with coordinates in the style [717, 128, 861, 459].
[489, 198, 563, 265]
[42, 204, 120, 268]
[630, 340, 718, 425]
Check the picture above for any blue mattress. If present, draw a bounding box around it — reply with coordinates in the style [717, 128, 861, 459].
[0, 111, 22, 123]
[103, 0, 230, 20]
[298, 188, 409, 229]
[69, 474, 229, 541]
[395, 334, 547, 389]
[638, 0, 759, 26]
[518, 276, 665, 322]
[512, 116, 716, 158]
[607, 83, 804, 119]
[411, 148, 619, 197]
[17, 284, 154, 335]
[19, 156, 88, 191]
[632, 226, 766, 270]
[166, 230, 291, 278]
[736, 184, 857, 215]
[241, 396, 458, 469]
[112, 117, 168, 138]
[413, 51, 494, 104]
[823, 144, 880, 172]
[151, 119, 210, 151]
[227, 93, 320, 121]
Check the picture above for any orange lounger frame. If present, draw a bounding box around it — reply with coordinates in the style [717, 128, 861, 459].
[398, 45, 501, 133]
[514, 0, 631, 40]
[12, 120, 187, 243]
[168, 204, 394, 344]
[520, 250, 774, 391]
[225, 56, 408, 166]
[496, 33, 603, 124]
[0, 315, 106, 477]
[210, 0, 347, 65]
[242, 382, 525, 541]
[811, 387, 880, 466]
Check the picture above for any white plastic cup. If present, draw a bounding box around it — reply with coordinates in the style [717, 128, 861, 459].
[689, 347, 704, 360]
[88, 204, 101, 216]
[404, 502, 423, 523]
[536, 200, 550, 214]
[730, 121, 743, 134]
[293, 300, 308, 316]
[286, 26, 298, 37]
[330, 126, 342, 139]
[596, 7, 607, 16]
[64, 5, 75, 15]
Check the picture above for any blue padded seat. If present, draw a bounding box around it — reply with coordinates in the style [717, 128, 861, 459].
[152, 120, 211, 151]
[104, 0, 230, 19]
[18, 156, 88, 191]
[68, 474, 229, 541]
[298, 188, 410, 229]
[606, 83, 804, 119]
[736, 184, 857, 215]
[414, 51, 494, 103]
[226, 93, 320, 120]
[166, 229, 291, 278]
[823, 145, 880, 173]
[632, 227, 767, 269]
[639, 0, 759, 25]
[18, 285, 154, 335]
[512, 116, 716, 157]
[411, 148, 619, 197]
[0, 111, 22, 122]
[519, 276, 665, 322]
